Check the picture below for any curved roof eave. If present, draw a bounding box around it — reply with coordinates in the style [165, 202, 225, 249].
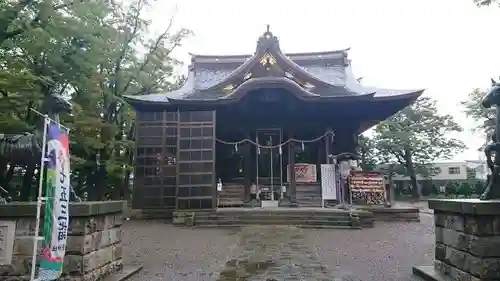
[123, 88, 422, 107]
[373, 89, 425, 101]
[189, 48, 350, 64]
[222, 77, 359, 102]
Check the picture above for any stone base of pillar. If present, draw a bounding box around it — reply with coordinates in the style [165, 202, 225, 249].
[278, 198, 299, 207]
[242, 199, 261, 208]
[413, 199, 500, 281]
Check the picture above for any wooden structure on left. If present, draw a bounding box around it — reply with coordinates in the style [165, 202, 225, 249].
[124, 27, 423, 214]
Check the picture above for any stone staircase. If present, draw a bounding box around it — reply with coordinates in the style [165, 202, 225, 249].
[295, 183, 322, 207]
[218, 182, 245, 207]
[172, 209, 374, 229]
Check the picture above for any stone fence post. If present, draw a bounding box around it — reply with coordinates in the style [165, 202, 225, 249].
[0, 201, 141, 281]
[413, 199, 500, 281]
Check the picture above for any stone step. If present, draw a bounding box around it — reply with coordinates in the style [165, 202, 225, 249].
[191, 224, 361, 229]
[297, 203, 322, 207]
[173, 211, 374, 228]
[193, 219, 352, 226]
[219, 190, 244, 194]
[218, 199, 244, 203]
[195, 214, 352, 220]
[220, 191, 243, 194]
[219, 195, 244, 199]
[295, 196, 322, 200]
[219, 198, 244, 201]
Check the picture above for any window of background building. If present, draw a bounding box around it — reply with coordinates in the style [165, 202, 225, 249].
[448, 167, 461, 175]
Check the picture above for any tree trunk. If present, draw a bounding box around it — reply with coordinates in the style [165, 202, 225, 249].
[87, 168, 98, 201]
[0, 162, 15, 193]
[20, 164, 35, 201]
[387, 164, 395, 205]
[74, 172, 84, 200]
[95, 167, 108, 200]
[404, 149, 421, 200]
[121, 171, 131, 202]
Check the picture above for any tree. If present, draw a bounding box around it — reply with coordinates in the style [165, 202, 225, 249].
[67, 0, 191, 201]
[373, 97, 466, 199]
[357, 135, 378, 171]
[0, 0, 114, 199]
[473, 0, 500, 6]
[462, 88, 494, 137]
[0, 0, 190, 201]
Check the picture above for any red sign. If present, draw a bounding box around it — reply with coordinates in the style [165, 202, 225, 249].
[349, 171, 385, 192]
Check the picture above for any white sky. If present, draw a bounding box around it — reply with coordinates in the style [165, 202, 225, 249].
[146, 0, 500, 161]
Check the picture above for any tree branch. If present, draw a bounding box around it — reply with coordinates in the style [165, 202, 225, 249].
[121, 15, 175, 96]
[0, 0, 86, 45]
[112, 0, 144, 98]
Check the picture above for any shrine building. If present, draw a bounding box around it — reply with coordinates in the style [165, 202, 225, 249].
[124, 28, 423, 212]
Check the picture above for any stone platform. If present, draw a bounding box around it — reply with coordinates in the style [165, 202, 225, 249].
[0, 201, 142, 281]
[173, 207, 375, 229]
[354, 204, 420, 222]
[413, 199, 500, 281]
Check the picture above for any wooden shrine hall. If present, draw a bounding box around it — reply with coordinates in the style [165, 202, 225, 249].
[124, 27, 423, 212]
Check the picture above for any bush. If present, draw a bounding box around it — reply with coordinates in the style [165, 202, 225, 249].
[458, 182, 473, 198]
[445, 181, 459, 197]
[474, 179, 486, 195]
[421, 180, 433, 196]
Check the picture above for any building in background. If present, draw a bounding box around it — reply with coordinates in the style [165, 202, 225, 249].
[386, 161, 487, 193]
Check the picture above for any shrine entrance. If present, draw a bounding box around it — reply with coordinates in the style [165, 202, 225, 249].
[256, 128, 283, 206]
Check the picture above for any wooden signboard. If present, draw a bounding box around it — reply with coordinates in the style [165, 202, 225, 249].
[287, 163, 317, 183]
[348, 171, 386, 205]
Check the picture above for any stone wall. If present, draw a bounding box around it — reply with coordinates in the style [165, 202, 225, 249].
[0, 201, 126, 281]
[430, 199, 500, 281]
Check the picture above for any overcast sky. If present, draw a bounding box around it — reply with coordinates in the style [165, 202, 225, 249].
[145, 0, 500, 161]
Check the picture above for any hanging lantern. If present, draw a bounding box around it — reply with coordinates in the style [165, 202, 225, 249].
[278, 145, 282, 155]
[301, 142, 305, 152]
[234, 143, 238, 152]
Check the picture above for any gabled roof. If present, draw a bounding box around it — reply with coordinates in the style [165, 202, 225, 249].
[124, 27, 423, 105]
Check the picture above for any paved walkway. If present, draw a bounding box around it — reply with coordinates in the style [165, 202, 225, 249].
[122, 214, 434, 281]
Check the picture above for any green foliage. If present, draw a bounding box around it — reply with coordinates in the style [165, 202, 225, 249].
[473, 0, 500, 6]
[0, 0, 190, 200]
[461, 88, 494, 138]
[373, 97, 466, 198]
[357, 135, 377, 171]
[458, 182, 473, 197]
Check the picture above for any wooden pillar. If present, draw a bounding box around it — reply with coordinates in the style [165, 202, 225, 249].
[288, 136, 296, 203]
[346, 131, 357, 203]
[316, 140, 323, 180]
[244, 131, 252, 202]
[325, 128, 332, 164]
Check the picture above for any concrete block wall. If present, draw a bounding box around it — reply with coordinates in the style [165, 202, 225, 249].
[430, 199, 500, 281]
[0, 201, 126, 281]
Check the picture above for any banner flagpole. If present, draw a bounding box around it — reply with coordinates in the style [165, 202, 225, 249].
[30, 116, 50, 281]
[29, 108, 72, 281]
[30, 108, 70, 131]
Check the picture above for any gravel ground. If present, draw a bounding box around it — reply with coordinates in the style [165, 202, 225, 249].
[122, 214, 434, 281]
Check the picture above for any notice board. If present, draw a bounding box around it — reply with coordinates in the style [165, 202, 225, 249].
[348, 171, 386, 205]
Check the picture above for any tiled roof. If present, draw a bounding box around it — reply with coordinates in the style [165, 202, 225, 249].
[124, 30, 423, 104]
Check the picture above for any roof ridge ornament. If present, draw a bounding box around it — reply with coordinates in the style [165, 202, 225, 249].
[264, 24, 272, 38]
[256, 24, 279, 53]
